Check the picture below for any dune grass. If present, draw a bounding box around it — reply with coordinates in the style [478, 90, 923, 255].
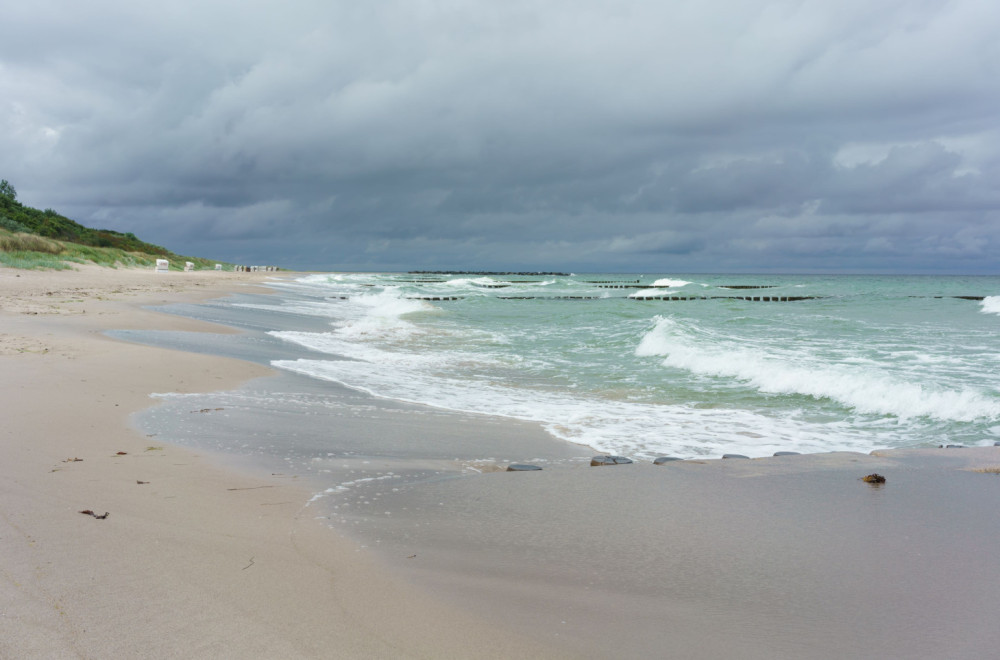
[0, 231, 75, 269]
[0, 250, 78, 270]
[0, 231, 64, 254]
[0, 229, 208, 270]
[0, 226, 237, 271]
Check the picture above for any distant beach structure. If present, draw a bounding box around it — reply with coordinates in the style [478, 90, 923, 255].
[184, 261, 194, 271]
[235, 265, 279, 272]
[215, 264, 222, 270]
[155, 259, 169, 272]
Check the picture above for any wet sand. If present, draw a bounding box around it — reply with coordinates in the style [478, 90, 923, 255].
[364, 449, 1000, 659]
[4, 263, 999, 659]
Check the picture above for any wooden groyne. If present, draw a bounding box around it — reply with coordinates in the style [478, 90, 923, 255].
[325, 295, 984, 304]
[324, 295, 821, 302]
[498, 296, 604, 300]
[409, 270, 571, 276]
[631, 295, 824, 302]
[391, 279, 447, 283]
[405, 296, 465, 301]
[329, 296, 466, 301]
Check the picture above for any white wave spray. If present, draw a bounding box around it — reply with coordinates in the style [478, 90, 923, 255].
[636, 317, 1000, 422]
[980, 296, 1000, 316]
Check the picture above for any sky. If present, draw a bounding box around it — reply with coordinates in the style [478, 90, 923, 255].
[2, 1, 999, 273]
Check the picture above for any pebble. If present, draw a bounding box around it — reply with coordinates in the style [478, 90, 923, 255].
[590, 455, 633, 466]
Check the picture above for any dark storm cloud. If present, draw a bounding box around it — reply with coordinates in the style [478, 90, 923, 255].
[2, 0, 999, 272]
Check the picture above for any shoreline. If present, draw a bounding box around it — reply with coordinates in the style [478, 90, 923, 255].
[5, 264, 1000, 658]
[0, 264, 569, 659]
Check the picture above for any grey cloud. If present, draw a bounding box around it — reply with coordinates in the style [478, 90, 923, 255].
[2, 1, 999, 272]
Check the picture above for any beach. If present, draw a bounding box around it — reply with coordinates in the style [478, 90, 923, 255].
[4, 265, 1000, 659]
[0, 265, 570, 659]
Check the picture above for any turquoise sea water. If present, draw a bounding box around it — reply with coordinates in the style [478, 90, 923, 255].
[250, 273, 1000, 459]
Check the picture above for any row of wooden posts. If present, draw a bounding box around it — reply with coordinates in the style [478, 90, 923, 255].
[396, 295, 825, 302]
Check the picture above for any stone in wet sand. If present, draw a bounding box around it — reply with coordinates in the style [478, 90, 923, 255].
[590, 455, 633, 466]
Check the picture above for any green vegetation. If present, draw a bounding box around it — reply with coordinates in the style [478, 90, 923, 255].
[0, 179, 16, 201]
[0, 180, 170, 254]
[0, 179, 233, 271]
[0, 214, 31, 234]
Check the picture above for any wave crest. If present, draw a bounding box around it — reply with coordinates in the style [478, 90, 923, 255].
[981, 296, 1000, 316]
[636, 317, 999, 422]
[652, 278, 691, 287]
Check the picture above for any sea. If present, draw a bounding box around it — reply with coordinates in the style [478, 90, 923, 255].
[117, 271, 1000, 657]
[164, 271, 1000, 460]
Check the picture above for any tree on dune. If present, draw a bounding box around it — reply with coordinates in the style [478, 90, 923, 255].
[0, 179, 16, 202]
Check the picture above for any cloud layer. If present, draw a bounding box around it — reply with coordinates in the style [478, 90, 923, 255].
[2, 1, 998, 272]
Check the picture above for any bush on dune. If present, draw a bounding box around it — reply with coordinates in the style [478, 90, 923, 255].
[0, 214, 31, 233]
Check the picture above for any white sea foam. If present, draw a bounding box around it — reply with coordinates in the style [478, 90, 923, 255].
[234, 300, 345, 318]
[629, 289, 677, 298]
[308, 473, 401, 503]
[352, 289, 435, 315]
[443, 277, 493, 287]
[652, 278, 691, 287]
[271, 330, 487, 370]
[296, 273, 346, 284]
[636, 316, 1000, 422]
[327, 290, 439, 341]
[981, 296, 1000, 316]
[289, 273, 374, 288]
[270, 354, 894, 460]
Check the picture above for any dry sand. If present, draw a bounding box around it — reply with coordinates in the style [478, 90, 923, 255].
[0, 264, 570, 659]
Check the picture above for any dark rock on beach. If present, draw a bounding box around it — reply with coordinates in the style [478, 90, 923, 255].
[653, 456, 682, 465]
[507, 464, 543, 472]
[722, 454, 749, 459]
[590, 455, 633, 466]
[773, 451, 801, 457]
